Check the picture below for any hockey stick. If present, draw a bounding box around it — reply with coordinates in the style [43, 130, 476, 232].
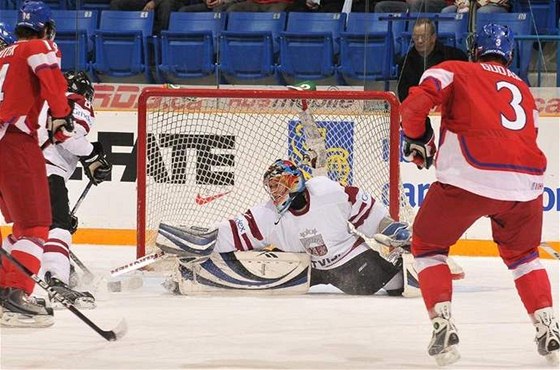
[69, 181, 95, 283]
[0, 248, 127, 341]
[540, 242, 560, 260]
[110, 250, 169, 277]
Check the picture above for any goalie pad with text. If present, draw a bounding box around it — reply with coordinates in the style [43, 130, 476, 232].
[174, 251, 311, 296]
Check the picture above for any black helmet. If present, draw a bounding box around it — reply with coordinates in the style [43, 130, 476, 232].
[64, 70, 94, 102]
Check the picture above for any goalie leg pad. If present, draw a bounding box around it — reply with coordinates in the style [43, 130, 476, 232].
[402, 252, 421, 298]
[176, 251, 310, 296]
[157, 223, 217, 257]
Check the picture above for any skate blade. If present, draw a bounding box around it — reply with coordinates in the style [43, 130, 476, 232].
[433, 345, 461, 366]
[545, 351, 559, 366]
[52, 297, 96, 310]
[0, 311, 55, 328]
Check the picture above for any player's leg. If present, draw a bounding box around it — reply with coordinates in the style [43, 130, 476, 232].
[319, 248, 403, 295]
[492, 195, 559, 365]
[42, 175, 95, 309]
[0, 132, 53, 327]
[412, 182, 489, 365]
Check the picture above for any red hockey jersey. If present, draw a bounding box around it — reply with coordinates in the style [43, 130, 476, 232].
[401, 60, 547, 202]
[0, 39, 70, 140]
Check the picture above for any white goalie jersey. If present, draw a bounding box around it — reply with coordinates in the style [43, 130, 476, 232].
[214, 176, 389, 270]
[42, 92, 95, 181]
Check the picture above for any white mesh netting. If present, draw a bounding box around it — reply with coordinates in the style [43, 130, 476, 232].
[138, 89, 414, 257]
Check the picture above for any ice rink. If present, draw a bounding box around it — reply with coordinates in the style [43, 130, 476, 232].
[0, 244, 558, 370]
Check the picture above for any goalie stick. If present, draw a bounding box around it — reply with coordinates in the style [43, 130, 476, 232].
[0, 247, 127, 341]
[110, 250, 169, 277]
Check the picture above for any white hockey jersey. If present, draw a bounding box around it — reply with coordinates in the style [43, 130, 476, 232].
[42, 92, 95, 182]
[214, 176, 388, 270]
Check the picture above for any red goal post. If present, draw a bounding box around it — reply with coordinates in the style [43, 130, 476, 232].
[137, 88, 410, 258]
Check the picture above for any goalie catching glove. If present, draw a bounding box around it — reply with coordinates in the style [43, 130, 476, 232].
[80, 142, 112, 185]
[402, 120, 436, 170]
[47, 101, 75, 144]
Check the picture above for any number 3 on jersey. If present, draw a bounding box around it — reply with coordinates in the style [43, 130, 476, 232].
[496, 80, 527, 131]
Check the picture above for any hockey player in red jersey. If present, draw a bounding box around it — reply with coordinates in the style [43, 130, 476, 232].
[0, 1, 75, 328]
[400, 24, 558, 366]
[41, 71, 112, 309]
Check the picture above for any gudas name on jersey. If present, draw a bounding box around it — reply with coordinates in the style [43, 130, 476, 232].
[480, 62, 522, 81]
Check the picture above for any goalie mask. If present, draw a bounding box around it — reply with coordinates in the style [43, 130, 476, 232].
[64, 71, 95, 103]
[263, 159, 306, 215]
[476, 23, 514, 65]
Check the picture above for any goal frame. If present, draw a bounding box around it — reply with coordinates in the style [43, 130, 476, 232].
[137, 88, 401, 258]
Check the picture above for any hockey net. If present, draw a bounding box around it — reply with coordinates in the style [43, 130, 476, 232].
[137, 88, 414, 259]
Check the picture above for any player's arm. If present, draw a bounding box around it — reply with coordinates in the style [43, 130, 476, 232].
[400, 65, 454, 169]
[213, 202, 276, 253]
[28, 41, 73, 142]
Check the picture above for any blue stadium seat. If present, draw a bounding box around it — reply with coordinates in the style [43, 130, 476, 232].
[92, 10, 154, 82]
[219, 12, 286, 84]
[513, 0, 558, 34]
[51, 10, 98, 72]
[399, 13, 468, 54]
[0, 0, 18, 9]
[477, 13, 532, 83]
[156, 12, 225, 83]
[0, 10, 17, 27]
[348, 13, 405, 53]
[278, 12, 345, 83]
[337, 12, 399, 85]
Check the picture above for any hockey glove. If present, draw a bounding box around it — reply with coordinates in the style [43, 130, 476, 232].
[47, 101, 75, 144]
[80, 142, 112, 185]
[402, 121, 436, 170]
[69, 214, 78, 235]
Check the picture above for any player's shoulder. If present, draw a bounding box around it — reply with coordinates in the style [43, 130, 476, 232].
[307, 176, 344, 196]
[67, 92, 95, 118]
[18, 39, 57, 55]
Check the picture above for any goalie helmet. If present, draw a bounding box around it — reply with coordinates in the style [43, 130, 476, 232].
[0, 22, 15, 50]
[17, 1, 55, 39]
[476, 23, 514, 65]
[263, 159, 306, 215]
[64, 71, 94, 103]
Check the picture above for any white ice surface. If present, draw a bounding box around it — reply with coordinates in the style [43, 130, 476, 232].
[0, 245, 558, 370]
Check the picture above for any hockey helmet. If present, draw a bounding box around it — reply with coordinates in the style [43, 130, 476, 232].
[0, 22, 15, 50]
[476, 23, 515, 65]
[64, 70, 95, 102]
[263, 159, 306, 215]
[17, 1, 55, 36]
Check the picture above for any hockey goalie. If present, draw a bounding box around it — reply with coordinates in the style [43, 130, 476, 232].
[156, 159, 430, 297]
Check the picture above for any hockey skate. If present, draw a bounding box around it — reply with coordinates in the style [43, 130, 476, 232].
[534, 307, 560, 366]
[428, 301, 460, 366]
[45, 272, 96, 309]
[0, 287, 54, 328]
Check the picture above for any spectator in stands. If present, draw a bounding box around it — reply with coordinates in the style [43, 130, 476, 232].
[441, 0, 510, 13]
[109, 0, 200, 33]
[374, 0, 450, 13]
[226, 0, 293, 12]
[397, 18, 467, 102]
[288, 0, 344, 12]
[179, 0, 240, 11]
